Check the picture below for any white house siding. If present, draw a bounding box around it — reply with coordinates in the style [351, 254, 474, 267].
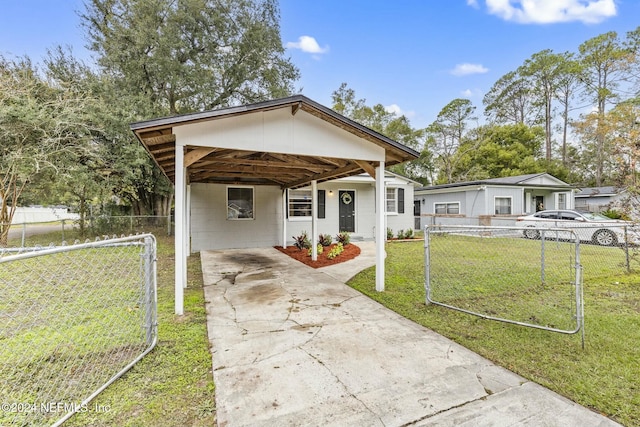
[190, 183, 283, 251]
[173, 108, 385, 162]
[286, 180, 415, 243]
[190, 177, 416, 250]
[287, 182, 376, 243]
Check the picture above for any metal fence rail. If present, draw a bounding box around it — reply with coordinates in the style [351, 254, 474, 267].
[424, 225, 584, 340]
[0, 234, 157, 426]
[1, 215, 171, 249]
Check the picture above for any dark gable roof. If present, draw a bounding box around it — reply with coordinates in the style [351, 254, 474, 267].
[417, 173, 572, 191]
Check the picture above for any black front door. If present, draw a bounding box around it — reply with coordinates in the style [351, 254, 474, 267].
[338, 190, 355, 233]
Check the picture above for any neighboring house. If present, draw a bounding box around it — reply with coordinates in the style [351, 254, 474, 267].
[9, 206, 79, 224]
[414, 173, 575, 228]
[574, 186, 625, 213]
[131, 95, 419, 314]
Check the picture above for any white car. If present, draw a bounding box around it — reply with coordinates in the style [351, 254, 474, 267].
[516, 210, 633, 246]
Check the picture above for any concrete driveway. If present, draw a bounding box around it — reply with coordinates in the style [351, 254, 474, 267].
[202, 243, 620, 427]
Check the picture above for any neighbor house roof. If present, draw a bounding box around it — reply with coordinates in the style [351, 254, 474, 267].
[130, 95, 419, 189]
[415, 173, 573, 193]
[575, 186, 621, 198]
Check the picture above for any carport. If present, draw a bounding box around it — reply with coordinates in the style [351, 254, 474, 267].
[131, 95, 419, 314]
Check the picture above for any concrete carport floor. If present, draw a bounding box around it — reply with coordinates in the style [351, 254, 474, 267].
[201, 242, 620, 427]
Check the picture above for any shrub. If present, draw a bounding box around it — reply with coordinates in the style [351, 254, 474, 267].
[387, 227, 394, 240]
[318, 233, 333, 246]
[327, 242, 344, 259]
[293, 231, 311, 251]
[336, 231, 351, 246]
[400, 228, 414, 239]
[601, 209, 624, 220]
[308, 243, 323, 256]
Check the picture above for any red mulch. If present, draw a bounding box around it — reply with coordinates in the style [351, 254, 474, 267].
[275, 243, 361, 268]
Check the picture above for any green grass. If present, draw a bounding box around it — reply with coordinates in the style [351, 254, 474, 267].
[64, 234, 216, 427]
[4, 228, 638, 425]
[1, 231, 216, 427]
[349, 239, 640, 427]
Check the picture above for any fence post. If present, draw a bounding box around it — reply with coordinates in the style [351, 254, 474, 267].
[424, 225, 431, 305]
[143, 236, 157, 346]
[21, 222, 26, 248]
[624, 226, 630, 273]
[540, 230, 546, 284]
[575, 239, 585, 349]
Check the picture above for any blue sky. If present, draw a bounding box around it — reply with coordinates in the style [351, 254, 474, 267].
[1, 0, 639, 128]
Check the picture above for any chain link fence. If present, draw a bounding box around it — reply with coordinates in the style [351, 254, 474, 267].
[0, 234, 157, 426]
[2, 215, 171, 249]
[424, 226, 584, 340]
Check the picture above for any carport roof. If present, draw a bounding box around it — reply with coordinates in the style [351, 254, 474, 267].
[130, 95, 419, 189]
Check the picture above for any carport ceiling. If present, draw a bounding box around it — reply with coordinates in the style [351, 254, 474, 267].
[131, 95, 419, 189]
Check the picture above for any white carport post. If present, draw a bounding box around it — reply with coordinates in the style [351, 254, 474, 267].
[375, 161, 385, 291]
[282, 188, 288, 248]
[311, 180, 318, 261]
[174, 144, 186, 315]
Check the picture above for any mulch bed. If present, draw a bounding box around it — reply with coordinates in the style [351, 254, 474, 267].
[275, 243, 361, 268]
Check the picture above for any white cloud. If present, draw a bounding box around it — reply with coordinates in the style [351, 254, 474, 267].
[485, 0, 617, 24]
[450, 63, 489, 76]
[384, 104, 415, 119]
[285, 36, 329, 54]
[467, 0, 480, 8]
[461, 88, 483, 97]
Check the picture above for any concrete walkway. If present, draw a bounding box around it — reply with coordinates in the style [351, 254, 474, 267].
[202, 242, 620, 427]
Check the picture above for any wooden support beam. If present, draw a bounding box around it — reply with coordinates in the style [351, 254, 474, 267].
[184, 147, 218, 167]
[291, 102, 301, 116]
[285, 164, 362, 189]
[355, 160, 377, 179]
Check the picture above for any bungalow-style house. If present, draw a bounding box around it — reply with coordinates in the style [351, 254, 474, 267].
[131, 95, 419, 314]
[574, 186, 625, 213]
[414, 173, 575, 229]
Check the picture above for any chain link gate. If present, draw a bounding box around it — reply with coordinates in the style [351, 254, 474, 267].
[424, 225, 584, 343]
[0, 234, 158, 426]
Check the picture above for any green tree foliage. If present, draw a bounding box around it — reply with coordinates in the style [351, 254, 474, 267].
[483, 70, 538, 126]
[81, 0, 299, 115]
[520, 49, 571, 161]
[76, 0, 300, 215]
[0, 56, 98, 244]
[331, 83, 431, 183]
[427, 98, 476, 184]
[448, 124, 547, 182]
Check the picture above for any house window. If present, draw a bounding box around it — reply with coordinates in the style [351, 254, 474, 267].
[227, 186, 254, 219]
[288, 189, 326, 218]
[434, 202, 460, 215]
[558, 193, 567, 210]
[385, 187, 405, 214]
[289, 189, 312, 217]
[386, 188, 397, 213]
[495, 197, 512, 215]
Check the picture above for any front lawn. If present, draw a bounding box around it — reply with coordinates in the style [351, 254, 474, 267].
[2, 231, 216, 427]
[348, 240, 640, 427]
